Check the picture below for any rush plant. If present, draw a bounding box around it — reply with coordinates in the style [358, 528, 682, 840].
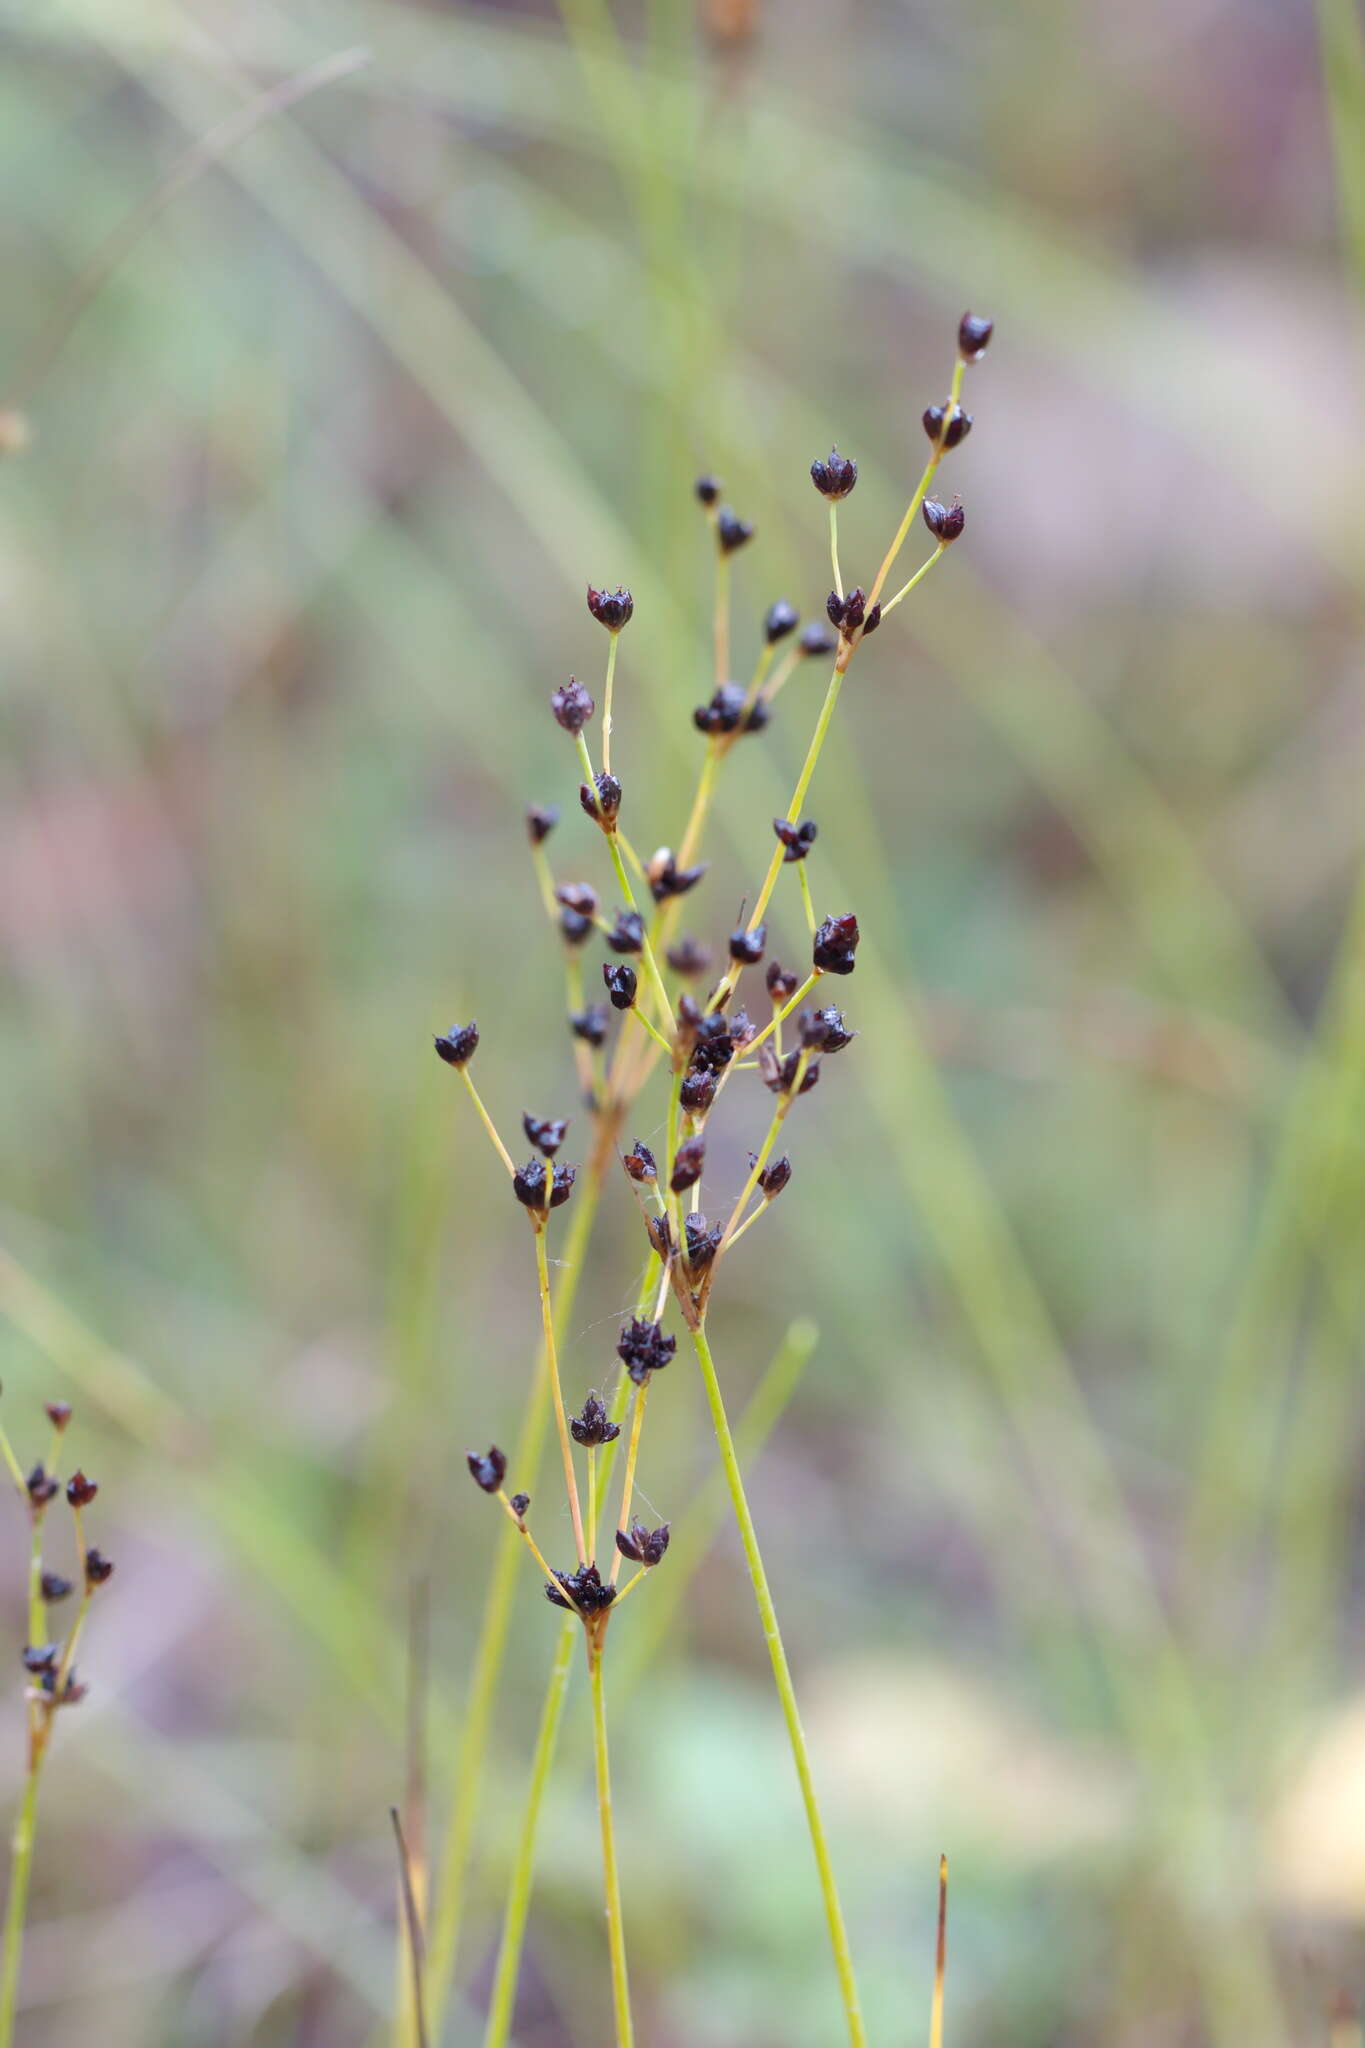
[424, 309, 993, 2047]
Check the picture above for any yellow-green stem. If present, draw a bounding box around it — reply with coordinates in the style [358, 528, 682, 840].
[608, 1379, 649, 1585]
[587, 1446, 598, 1566]
[459, 1069, 516, 1178]
[713, 552, 730, 684]
[589, 1643, 634, 2048]
[0, 1759, 44, 2048]
[829, 501, 843, 598]
[867, 356, 964, 607]
[534, 1228, 587, 1567]
[797, 863, 817, 934]
[481, 1620, 576, 2048]
[601, 633, 620, 776]
[687, 1320, 865, 2048]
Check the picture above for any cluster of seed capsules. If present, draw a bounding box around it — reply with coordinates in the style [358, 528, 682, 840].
[11, 1404, 113, 1753]
[441, 310, 993, 1639]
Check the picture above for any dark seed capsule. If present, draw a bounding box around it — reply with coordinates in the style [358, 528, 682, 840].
[670, 1135, 706, 1193]
[774, 817, 818, 862]
[559, 906, 593, 946]
[679, 1068, 718, 1114]
[84, 1548, 114, 1588]
[586, 585, 634, 632]
[760, 1044, 822, 1096]
[616, 1316, 676, 1381]
[509, 1492, 531, 1518]
[623, 1140, 657, 1183]
[605, 910, 645, 954]
[728, 923, 767, 966]
[716, 507, 755, 554]
[60, 1673, 88, 1706]
[545, 1562, 617, 1612]
[758, 1154, 792, 1198]
[467, 1446, 507, 1493]
[581, 771, 622, 826]
[44, 1403, 72, 1433]
[526, 804, 560, 844]
[66, 1471, 98, 1509]
[695, 473, 722, 507]
[556, 882, 599, 917]
[922, 401, 973, 450]
[812, 912, 861, 975]
[827, 585, 870, 633]
[522, 1112, 570, 1156]
[647, 849, 708, 901]
[40, 1572, 74, 1602]
[569, 1392, 621, 1447]
[434, 1023, 479, 1068]
[861, 602, 882, 636]
[667, 936, 712, 978]
[766, 961, 800, 1004]
[683, 1212, 723, 1270]
[742, 697, 770, 733]
[729, 1007, 756, 1046]
[764, 599, 800, 644]
[570, 1004, 609, 1047]
[646, 1213, 674, 1259]
[26, 1464, 58, 1508]
[922, 497, 966, 544]
[603, 961, 638, 1011]
[799, 622, 838, 658]
[512, 1159, 578, 1210]
[958, 311, 994, 362]
[800, 1005, 856, 1053]
[551, 678, 595, 733]
[689, 1012, 735, 1073]
[810, 447, 858, 498]
[616, 1520, 671, 1567]
[693, 681, 747, 736]
[21, 1644, 58, 1675]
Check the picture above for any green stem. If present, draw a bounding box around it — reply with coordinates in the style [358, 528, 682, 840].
[424, 1178, 600, 2041]
[481, 1620, 576, 2048]
[687, 1319, 866, 2048]
[601, 633, 620, 776]
[0, 1759, 44, 2048]
[589, 1642, 633, 2048]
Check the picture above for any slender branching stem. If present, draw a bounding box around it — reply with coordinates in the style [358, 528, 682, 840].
[745, 972, 820, 1059]
[829, 501, 843, 598]
[713, 552, 730, 685]
[930, 1853, 948, 2048]
[390, 1808, 430, 2048]
[586, 1446, 598, 1565]
[459, 1069, 516, 1178]
[589, 1641, 634, 2048]
[481, 1620, 576, 2048]
[676, 740, 719, 869]
[608, 1379, 649, 1585]
[716, 1056, 807, 1259]
[0, 1420, 25, 1497]
[601, 633, 620, 776]
[687, 1318, 865, 2048]
[530, 841, 559, 923]
[880, 544, 945, 617]
[0, 1761, 44, 2048]
[534, 1227, 587, 1567]
[867, 356, 964, 607]
[797, 863, 817, 934]
[497, 1491, 585, 1615]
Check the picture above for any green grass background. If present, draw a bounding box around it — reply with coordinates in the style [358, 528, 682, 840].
[1, 0, 1363, 2041]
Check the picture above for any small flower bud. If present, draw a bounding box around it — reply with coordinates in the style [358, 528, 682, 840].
[605, 910, 645, 954]
[560, 907, 593, 946]
[513, 1160, 578, 1210]
[434, 1022, 479, 1068]
[958, 311, 994, 362]
[85, 1548, 114, 1588]
[40, 1572, 74, 1603]
[44, 1403, 72, 1433]
[66, 1471, 98, 1509]
[570, 1005, 609, 1047]
[773, 817, 817, 863]
[60, 1673, 88, 1706]
[551, 678, 595, 733]
[22, 1644, 58, 1675]
[728, 923, 767, 966]
[766, 961, 800, 1004]
[922, 401, 972, 451]
[757, 1154, 792, 1199]
[693, 681, 746, 736]
[570, 1393, 620, 1447]
[623, 1140, 657, 1184]
[922, 498, 965, 544]
[615, 1521, 671, 1567]
[812, 912, 861, 975]
[679, 1068, 718, 1114]
[646, 1213, 674, 1259]
[689, 1012, 736, 1073]
[716, 507, 754, 553]
[616, 1317, 676, 1382]
[26, 1465, 58, 1508]
[826, 587, 881, 638]
[602, 961, 637, 1011]
[647, 848, 707, 901]
[670, 1135, 705, 1193]
[683, 1213, 723, 1270]
[764, 599, 800, 644]
[556, 882, 599, 918]
[667, 936, 712, 978]
[467, 1446, 508, 1493]
[729, 1007, 756, 1047]
[810, 447, 858, 498]
[526, 804, 559, 844]
[546, 1562, 617, 1612]
[522, 1112, 570, 1156]
[509, 1492, 531, 1519]
[799, 622, 838, 658]
[695, 473, 721, 507]
[580, 771, 622, 827]
[586, 585, 634, 632]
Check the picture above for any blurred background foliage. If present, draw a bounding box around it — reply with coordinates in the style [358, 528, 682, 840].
[1, 0, 1363, 2041]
